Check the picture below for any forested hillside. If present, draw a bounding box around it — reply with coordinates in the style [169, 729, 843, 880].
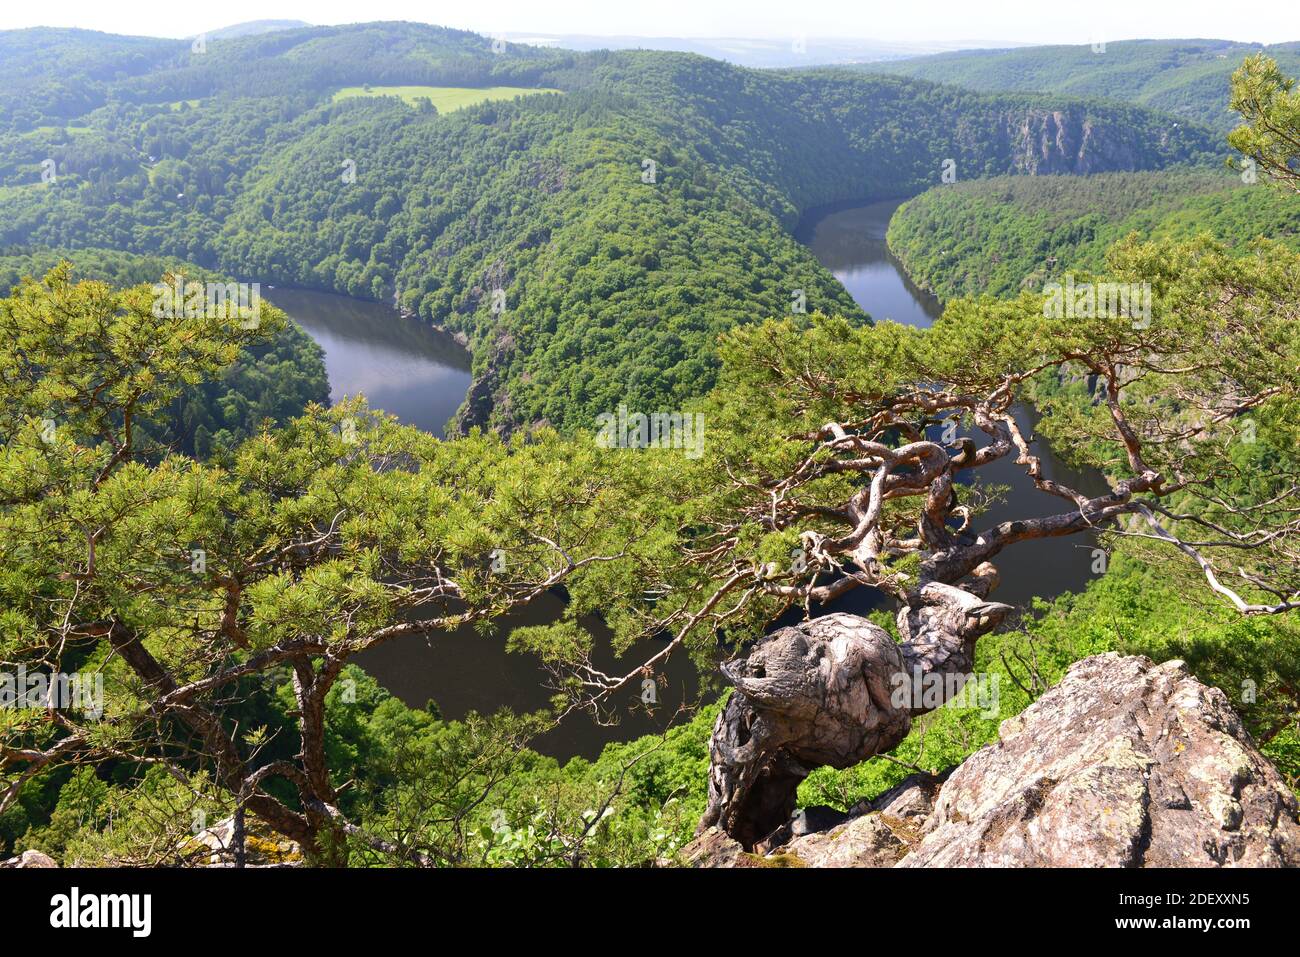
[869, 39, 1300, 133]
[0, 22, 1221, 433]
[886, 169, 1300, 300]
[2, 21, 1299, 876]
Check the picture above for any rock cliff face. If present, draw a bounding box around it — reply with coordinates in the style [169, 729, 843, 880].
[1000, 109, 1144, 175]
[684, 654, 1300, 867]
[454, 328, 516, 435]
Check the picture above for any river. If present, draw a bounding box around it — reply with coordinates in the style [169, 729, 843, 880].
[798, 199, 1109, 608]
[266, 198, 1106, 758]
[260, 288, 472, 435]
[263, 286, 703, 758]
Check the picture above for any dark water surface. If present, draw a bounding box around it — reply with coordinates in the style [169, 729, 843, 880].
[272, 200, 1105, 758]
[797, 198, 944, 328]
[263, 287, 472, 436]
[265, 287, 700, 759]
[800, 199, 1109, 608]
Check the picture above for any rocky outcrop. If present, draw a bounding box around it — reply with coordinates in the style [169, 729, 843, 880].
[683, 653, 1300, 867]
[453, 328, 517, 435]
[1, 849, 58, 868]
[188, 815, 303, 867]
[993, 107, 1179, 175]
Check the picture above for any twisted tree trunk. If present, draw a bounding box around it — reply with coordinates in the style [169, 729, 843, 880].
[699, 576, 1011, 849]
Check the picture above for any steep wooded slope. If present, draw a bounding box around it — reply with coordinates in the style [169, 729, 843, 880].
[0, 23, 1222, 433]
[887, 170, 1300, 301]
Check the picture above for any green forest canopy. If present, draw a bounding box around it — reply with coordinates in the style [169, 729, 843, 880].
[886, 168, 1300, 301]
[0, 29, 1297, 867]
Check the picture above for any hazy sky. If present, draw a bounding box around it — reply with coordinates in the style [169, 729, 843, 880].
[1, 0, 1296, 46]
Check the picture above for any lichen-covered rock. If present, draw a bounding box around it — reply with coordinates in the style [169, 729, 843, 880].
[187, 815, 304, 867]
[1, 849, 58, 868]
[679, 827, 758, 868]
[686, 654, 1300, 867]
[903, 654, 1300, 867]
[767, 772, 945, 867]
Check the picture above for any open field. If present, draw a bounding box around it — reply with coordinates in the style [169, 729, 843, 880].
[332, 85, 561, 112]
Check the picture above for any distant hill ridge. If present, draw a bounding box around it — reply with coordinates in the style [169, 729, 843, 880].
[869, 38, 1300, 132]
[201, 20, 313, 41]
